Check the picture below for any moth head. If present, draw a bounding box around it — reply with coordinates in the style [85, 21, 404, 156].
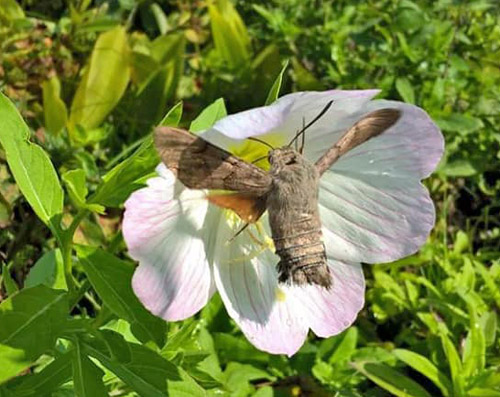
[268, 148, 306, 173]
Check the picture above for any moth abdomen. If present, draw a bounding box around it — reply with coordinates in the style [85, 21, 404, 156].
[273, 229, 332, 289]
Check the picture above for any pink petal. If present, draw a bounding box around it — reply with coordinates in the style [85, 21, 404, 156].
[123, 165, 217, 321]
[294, 259, 365, 337]
[212, 218, 308, 356]
[311, 101, 442, 264]
[205, 90, 380, 143]
[319, 173, 435, 263]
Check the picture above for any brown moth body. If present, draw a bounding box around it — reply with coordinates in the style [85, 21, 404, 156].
[267, 148, 330, 288]
[155, 107, 401, 289]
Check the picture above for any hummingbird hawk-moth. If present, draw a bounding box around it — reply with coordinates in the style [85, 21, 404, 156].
[154, 104, 401, 289]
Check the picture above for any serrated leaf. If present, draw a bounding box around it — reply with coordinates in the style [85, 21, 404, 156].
[190, 98, 227, 133]
[0, 93, 64, 232]
[0, 286, 68, 384]
[76, 246, 166, 347]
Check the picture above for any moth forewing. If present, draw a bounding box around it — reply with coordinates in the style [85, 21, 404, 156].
[315, 108, 401, 175]
[154, 126, 272, 195]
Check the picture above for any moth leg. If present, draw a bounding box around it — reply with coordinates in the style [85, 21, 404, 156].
[228, 222, 250, 242]
[228, 223, 267, 249]
[246, 227, 267, 248]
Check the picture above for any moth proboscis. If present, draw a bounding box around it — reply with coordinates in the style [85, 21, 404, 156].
[154, 107, 401, 289]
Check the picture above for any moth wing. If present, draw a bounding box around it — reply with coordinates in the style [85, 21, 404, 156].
[155, 127, 272, 195]
[315, 108, 401, 175]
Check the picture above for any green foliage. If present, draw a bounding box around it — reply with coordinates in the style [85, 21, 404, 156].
[0, 0, 499, 395]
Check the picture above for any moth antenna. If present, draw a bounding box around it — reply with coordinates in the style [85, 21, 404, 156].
[251, 154, 268, 165]
[287, 100, 334, 149]
[300, 116, 306, 154]
[247, 137, 275, 150]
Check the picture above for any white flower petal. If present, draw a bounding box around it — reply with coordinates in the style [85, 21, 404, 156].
[319, 172, 435, 263]
[123, 165, 218, 321]
[202, 90, 380, 150]
[294, 260, 365, 337]
[212, 218, 308, 356]
[310, 101, 442, 264]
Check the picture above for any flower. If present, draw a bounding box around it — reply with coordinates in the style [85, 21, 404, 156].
[122, 90, 444, 356]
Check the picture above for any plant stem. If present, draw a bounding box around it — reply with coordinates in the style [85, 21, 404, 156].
[60, 209, 88, 294]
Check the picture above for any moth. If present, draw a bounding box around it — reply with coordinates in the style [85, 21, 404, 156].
[155, 104, 401, 289]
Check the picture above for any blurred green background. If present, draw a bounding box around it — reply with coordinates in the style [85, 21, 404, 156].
[0, 0, 499, 396]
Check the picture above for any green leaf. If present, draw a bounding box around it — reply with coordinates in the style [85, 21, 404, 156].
[208, 0, 251, 69]
[159, 101, 183, 127]
[395, 77, 416, 104]
[1, 264, 18, 296]
[265, 59, 289, 105]
[25, 249, 67, 290]
[83, 332, 205, 397]
[0, 286, 68, 384]
[479, 311, 497, 347]
[213, 333, 268, 365]
[460, 291, 486, 378]
[0, 0, 24, 23]
[135, 34, 185, 126]
[0, 92, 64, 230]
[438, 323, 466, 397]
[7, 352, 72, 396]
[474, 260, 500, 309]
[291, 57, 324, 91]
[91, 136, 158, 207]
[76, 246, 166, 347]
[435, 114, 484, 135]
[69, 26, 130, 141]
[190, 98, 227, 133]
[393, 349, 452, 396]
[42, 76, 68, 135]
[62, 169, 87, 206]
[468, 388, 500, 397]
[439, 159, 478, 177]
[352, 362, 431, 397]
[62, 169, 104, 213]
[150, 3, 169, 35]
[328, 327, 358, 365]
[73, 340, 107, 397]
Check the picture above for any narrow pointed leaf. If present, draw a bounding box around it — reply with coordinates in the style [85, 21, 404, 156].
[0, 286, 68, 384]
[0, 93, 63, 231]
[76, 246, 166, 347]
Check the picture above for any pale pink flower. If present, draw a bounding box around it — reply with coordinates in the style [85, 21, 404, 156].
[123, 90, 443, 355]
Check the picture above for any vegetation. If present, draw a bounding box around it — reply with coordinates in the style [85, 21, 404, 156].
[0, 0, 499, 395]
